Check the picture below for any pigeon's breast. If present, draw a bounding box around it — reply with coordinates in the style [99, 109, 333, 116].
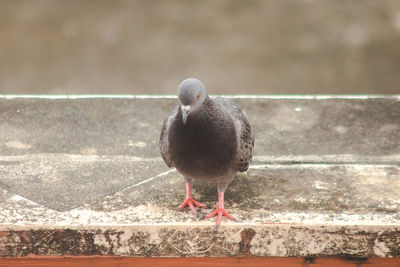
[169, 112, 237, 180]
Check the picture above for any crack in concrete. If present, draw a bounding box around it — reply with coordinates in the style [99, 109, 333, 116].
[120, 169, 176, 193]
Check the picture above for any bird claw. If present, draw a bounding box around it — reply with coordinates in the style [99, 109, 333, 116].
[203, 206, 234, 227]
[177, 197, 207, 216]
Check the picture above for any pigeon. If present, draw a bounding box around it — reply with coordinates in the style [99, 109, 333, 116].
[159, 78, 254, 226]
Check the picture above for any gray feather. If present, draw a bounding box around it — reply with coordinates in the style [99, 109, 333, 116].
[159, 106, 178, 168]
[213, 97, 254, 172]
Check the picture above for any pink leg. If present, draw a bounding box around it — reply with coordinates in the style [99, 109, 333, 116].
[204, 192, 234, 226]
[177, 181, 207, 215]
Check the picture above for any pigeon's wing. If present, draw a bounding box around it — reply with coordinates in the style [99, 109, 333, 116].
[214, 97, 254, 172]
[234, 111, 254, 172]
[159, 106, 178, 168]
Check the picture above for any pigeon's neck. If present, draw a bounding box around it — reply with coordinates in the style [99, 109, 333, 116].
[192, 96, 218, 121]
[202, 95, 213, 109]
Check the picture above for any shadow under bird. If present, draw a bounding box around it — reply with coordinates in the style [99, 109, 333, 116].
[160, 78, 254, 227]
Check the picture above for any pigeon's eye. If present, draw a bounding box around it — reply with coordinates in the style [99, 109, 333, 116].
[196, 92, 201, 100]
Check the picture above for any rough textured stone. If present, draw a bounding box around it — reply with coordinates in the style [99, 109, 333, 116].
[0, 96, 399, 258]
[1, 226, 400, 258]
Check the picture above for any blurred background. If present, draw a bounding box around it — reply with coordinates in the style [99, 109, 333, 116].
[1, 0, 400, 95]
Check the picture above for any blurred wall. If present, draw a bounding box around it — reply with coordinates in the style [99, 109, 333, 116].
[1, 0, 400, 94]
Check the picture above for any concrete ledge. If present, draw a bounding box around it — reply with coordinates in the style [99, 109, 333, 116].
[0, 95, 399, 258]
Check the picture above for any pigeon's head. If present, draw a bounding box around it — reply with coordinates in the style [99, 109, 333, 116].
[177, 78, 208, 124]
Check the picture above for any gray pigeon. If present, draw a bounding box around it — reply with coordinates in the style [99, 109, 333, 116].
[160, 78, 254, 226]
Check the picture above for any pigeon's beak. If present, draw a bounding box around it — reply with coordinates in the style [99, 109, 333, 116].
[181, 105, 191, 124]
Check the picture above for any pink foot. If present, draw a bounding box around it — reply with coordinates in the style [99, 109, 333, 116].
[178, 197, 207, 215]
[204, 192, 234, 227]
[177, 181, 207, 216]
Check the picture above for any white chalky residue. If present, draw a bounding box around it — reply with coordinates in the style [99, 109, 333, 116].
[373, 239, 391, 257]
[334, 125, 348, 134]
[93, 234, 109, 249]
[167, 229, 215, 255]
[80, 147, 97, 155]
[1, 197, 400, 227]
[10, 194, 42, 206]
[113, 231, 134, 255]
[313, 181, 329, 190]
[10, 195, 27, 202]
[294, 196, 307, 203]
[250, 226, 288, 256]
[139, 122, 149, 127]
[128, 140, 147, 147]
[5, 140, 31, 150]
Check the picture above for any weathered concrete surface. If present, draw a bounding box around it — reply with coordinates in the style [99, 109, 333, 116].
[2, 225, 400, 258]
[0, 95, 399, 257]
